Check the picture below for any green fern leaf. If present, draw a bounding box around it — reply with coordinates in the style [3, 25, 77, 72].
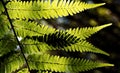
[13, 20, 56, 37]
[0, 14, 10, 39]
[63, 40, 109, 56]
[0, 2, 4, 14]
[22, 38, 109, 56]
[6, 0, 105, 19]
[0, 53, 25, 73]
[28, 54, 114, 72]
[66, 23, 112, 40]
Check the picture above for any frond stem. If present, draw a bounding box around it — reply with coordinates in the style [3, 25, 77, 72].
[1, 0, 31, 72]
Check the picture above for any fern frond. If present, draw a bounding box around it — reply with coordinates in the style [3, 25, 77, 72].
[0, 53, 25, 73]
[6, 0, 105, 19]
[63, 40, 109, 56]
[0, 14, 10, 38]
[66, 23, 112, 40]
[19, 24, 109, 55]
[22, 38, 109, 56]
[28, 54, 114, 72]
[13, 20, 56, 37]
[0, 2, 4, 14]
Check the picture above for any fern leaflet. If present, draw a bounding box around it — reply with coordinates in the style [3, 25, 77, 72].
[0, 53, 25, 73]
[22, 37, 109, 56]
[13, 20, 56, 37]
[28, 54, 114, 72]
[66, 23, 112, 40]
[6, 0, 105, 19]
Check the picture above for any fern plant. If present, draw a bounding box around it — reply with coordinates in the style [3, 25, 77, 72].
[0, 0, 114, 73]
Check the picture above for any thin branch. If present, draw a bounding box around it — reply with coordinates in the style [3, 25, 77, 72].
[1, 0, 31, 72]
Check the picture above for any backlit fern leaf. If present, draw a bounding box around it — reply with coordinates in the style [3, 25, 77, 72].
[6, 0, 105, 19]
[28, 54, 114, 72]
[13, 20, 56, 37]
[66, 23, 112, 40]
[63, 40, 109, 56]
[22, 35, 109, 55]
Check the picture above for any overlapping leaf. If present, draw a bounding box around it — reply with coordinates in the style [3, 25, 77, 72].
[13, 20, 110, 55]
[22, 35, 109, 56]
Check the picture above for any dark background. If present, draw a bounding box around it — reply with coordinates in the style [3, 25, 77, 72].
[40, 0, 120, 73]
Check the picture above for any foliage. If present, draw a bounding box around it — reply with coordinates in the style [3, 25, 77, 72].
[0, 0, 114, 73]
